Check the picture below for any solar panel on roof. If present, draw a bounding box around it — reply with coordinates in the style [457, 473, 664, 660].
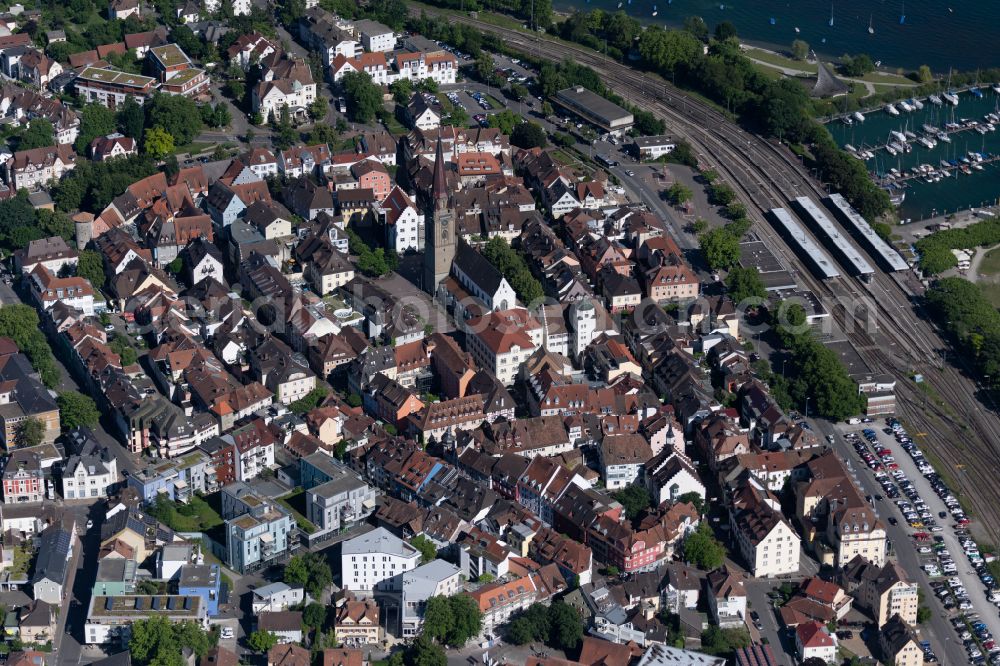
[135, 598, 144, 610]
[167, 597, 177, 610]
[152, 597, 160, 610]
[184, 597, 192, 610]
[105, 598, 113, 611]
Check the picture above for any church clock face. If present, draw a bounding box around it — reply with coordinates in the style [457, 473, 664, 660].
[441, 219, 449, 240]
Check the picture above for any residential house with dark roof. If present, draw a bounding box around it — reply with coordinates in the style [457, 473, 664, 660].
[32, 521, 76, 603]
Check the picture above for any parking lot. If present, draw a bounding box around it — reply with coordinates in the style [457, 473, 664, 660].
[837, 418, 1000, 664]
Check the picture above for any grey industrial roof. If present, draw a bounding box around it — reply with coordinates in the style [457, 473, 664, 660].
[341, 526, 418, 558]
[739, 240, 797, 292]
[825, 193, 908, 272]
[554, 86, 633, 129]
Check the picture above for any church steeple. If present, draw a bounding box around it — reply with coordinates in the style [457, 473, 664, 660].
[431, 136, 448, 210]
[423, 135, 456, 296]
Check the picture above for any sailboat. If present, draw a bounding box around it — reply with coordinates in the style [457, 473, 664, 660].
[652, 4, 657, 15]
[829, 2, 834, 27]
[868, 14, 874, 34]
[794, 26, 800, 33]
[899, 0, 905, 24]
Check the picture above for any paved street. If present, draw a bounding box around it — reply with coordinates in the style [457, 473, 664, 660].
[817, 420, 972, 665]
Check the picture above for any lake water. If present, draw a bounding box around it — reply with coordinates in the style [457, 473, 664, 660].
[827, 89, 1000, 220]
[554, 0, 1000, 72]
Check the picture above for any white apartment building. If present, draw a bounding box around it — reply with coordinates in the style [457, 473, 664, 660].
[62, 444, 118, 499]
[465, 308, 542, 386]
[380, 187, 424, 254]
[353, 19, 395, 52]
[341, 527, 421, 594]
[731, 477, 801, 578]
[400, 559, 462, 638]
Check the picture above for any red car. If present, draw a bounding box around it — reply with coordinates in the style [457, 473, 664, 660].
[912, 532, 931, 541]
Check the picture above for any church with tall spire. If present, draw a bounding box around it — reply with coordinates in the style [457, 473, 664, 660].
[422, 137, 456, 295]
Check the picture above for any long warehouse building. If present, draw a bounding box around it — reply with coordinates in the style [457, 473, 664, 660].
[791, 196, 875, 278]
[768, 207, 841, 280]
[823, 193, 909, 272]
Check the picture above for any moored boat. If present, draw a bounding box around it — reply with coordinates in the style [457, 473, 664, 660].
[943, 91, 960, 105]
[853, 111, 865, 122]
[937, 132, 951, 143]
[885, 103, 900, 116]
[929, 94, 943, 105]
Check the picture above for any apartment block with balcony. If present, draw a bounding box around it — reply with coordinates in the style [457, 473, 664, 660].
[222, 481, 296, 573]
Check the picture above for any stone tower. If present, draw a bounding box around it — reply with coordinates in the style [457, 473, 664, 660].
[423, 137, 456, 295]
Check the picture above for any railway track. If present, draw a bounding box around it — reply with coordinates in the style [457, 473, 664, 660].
[433, 12, 1000, 541]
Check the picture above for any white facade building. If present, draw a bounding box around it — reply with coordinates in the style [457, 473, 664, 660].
[341, 527, 421, 594]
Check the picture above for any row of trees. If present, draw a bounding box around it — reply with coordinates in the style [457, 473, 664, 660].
[481, 236, 544, 305]
[925, 278, 1000, 387]
[0, 305, 61, 388]
[914, 216, 1000, 274]
[770, 301, 866, 420]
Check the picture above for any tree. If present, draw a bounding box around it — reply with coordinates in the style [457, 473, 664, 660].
[409, 636, 446, 666]
[725, 266, 766, 305]
[283, 555, 309, 586]
[309, 97, 327, 121]
[791, 39, 809, 61]
[488, 109, 520, 135]
[37, 209, 74, 241]
[410, 535, 437, 564]
[666, 182, 692, 206]
[144, 126, 175, 158]
[917, 605, 932, 623]
[840, 53, 875, 77]
[676, 492, 705, 515]
[130, 617, 216, 665]
[511, 121, 547, 149]
[700, 626, 750, 657]
[684, 16, 709, 42]
[683, 522, 726, 570]
[613, 485, 652, 522]
[77, 250, 107, 290]
[421, 596, 453, 644]
[303, 602, 328, 630]
[283, 552, 333, 598]
[917, 64, 933, 83]
[224, 78, 245, 102]
[248, 630, 278, 653]
[699, 227, 740, 271]
[389, 79, 414, 106]
[118, 96, 145, 140]
[167, 257, 184, 275]
[547, 602, 582, 649]
[714, 21, 737, 41]
[507, 617, 535, 645]
[145, 94, 204, 145]
[509, 83, 529, 101]
[445, 594, 482, 647]
[19, 120, 54, 150]
[18, 418, 44, 448]
[75, 104, 118, 154]
[474, 52, 495, 82]
[443, 105, 468, 128]
[110, 335, 139, 366]
[57, 391, 100, 430]
[342, 71, 383, 124]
